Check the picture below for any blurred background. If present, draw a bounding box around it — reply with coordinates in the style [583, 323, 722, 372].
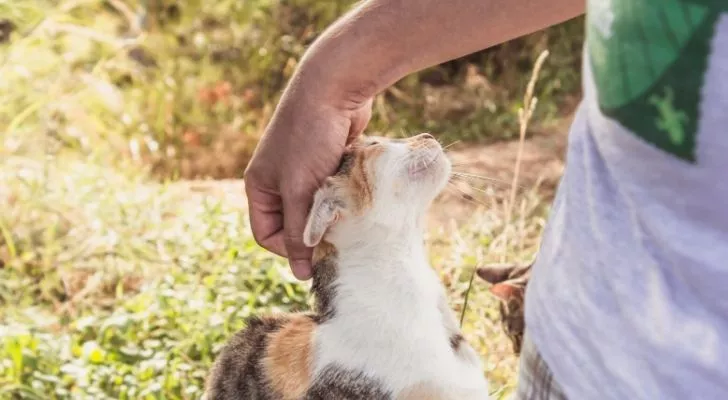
[0, 1, 583, 398]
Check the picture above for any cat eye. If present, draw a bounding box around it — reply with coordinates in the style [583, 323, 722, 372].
[367, 141, 379, 147]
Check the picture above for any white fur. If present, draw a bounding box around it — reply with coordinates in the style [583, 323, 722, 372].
[307, 136, 490, 399]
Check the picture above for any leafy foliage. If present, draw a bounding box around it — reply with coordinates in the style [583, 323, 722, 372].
[0, 159, 309, 399]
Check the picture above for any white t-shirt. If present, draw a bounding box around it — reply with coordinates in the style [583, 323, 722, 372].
[527, 1, 728, 398]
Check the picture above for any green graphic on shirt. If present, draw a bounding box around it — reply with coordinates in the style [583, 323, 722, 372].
[648, 87, 687, 145]
[587, 0, 726, 162]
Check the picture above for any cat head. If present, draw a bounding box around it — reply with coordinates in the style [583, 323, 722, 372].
[303, 133, 451, 248]
[476, 263, 531, 354]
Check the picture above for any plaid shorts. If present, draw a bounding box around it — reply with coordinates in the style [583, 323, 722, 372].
[512, 334, 568, 400]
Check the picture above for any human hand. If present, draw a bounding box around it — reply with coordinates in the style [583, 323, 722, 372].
[244, 71, 372, 280]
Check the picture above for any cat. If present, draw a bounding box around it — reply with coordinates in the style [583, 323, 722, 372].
[476, 263, 531, 355]
[204, 134, 490, 399]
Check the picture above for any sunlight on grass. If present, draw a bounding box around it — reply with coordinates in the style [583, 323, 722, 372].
[0, 156, 308, 398]
[0, 0, 575, 398]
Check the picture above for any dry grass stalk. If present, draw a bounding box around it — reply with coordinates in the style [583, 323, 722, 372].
[460, 49, 550, 326]
[500, 49, 549, 262]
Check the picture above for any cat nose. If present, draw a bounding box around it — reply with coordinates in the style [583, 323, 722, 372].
[406, 132, 440, 150]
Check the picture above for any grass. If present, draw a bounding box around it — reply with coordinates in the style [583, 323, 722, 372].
[0, 0, 576, 398]
[0, 155, 547, 399]
[0, 158, 309, 399]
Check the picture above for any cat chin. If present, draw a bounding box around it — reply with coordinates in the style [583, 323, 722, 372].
[407, 151, 441, 177]
[406, 156, 451, 195]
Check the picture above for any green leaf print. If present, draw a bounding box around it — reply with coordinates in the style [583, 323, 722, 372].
[587, 0, 727, 162]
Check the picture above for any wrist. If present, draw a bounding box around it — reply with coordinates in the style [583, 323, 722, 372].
[293, 56, 381, 112]
[291, 2, 409, 111]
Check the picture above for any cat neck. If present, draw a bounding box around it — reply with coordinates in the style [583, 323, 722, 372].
[311, 225, 439, 323]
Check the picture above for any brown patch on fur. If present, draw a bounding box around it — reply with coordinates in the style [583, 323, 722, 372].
[449, 333, 464, 352]
[313, 240, 336, 265]
[346, 149, 375, 213]
[262, 315, 316, 399]
[490, 281, 523, 300]
[397, 382, 448, 400]
[336, 149, 357, 176]
[332, 139, 386, 214]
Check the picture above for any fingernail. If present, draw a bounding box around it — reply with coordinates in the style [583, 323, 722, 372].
[291, 260, 312, 281]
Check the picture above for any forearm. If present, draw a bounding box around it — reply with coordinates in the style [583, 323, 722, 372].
[298, 0, 584, 106]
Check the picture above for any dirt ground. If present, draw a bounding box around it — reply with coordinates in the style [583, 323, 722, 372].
[430, 115, 571, 226]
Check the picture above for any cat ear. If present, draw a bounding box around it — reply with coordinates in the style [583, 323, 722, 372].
[476, 264, 518, 284]
[303, 181, 343, 247]
[489, 282, 521, 301]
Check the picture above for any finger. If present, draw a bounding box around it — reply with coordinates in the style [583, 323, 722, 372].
[282, 191, 314, 280]
[346, 99, 372, 143]
[245, 184, 288, 257]
[248, 207, 287, 258]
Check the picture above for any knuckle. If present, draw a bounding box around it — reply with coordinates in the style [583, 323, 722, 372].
[283, 231, 304, 248]
[289, 189, 312, 205]
[284, 177, 316, 201]
[243, 165, 261, 187]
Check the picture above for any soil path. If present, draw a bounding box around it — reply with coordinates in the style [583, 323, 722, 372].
[430, 116, 571, 226]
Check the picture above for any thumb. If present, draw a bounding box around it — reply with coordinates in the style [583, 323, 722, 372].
[282, 192, 314, 280]
[346, 98, 372, 143]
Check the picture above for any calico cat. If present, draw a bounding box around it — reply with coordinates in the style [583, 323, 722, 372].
[476, 263, 531, 355]
[205, 134, 490, 399]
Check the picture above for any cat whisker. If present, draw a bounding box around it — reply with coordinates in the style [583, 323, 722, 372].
[443, 140, 461, 150]
[445, 182, 495, 208]
[449, 178, 499, 197]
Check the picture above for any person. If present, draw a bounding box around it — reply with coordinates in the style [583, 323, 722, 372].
[243, 0, 728, 398]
